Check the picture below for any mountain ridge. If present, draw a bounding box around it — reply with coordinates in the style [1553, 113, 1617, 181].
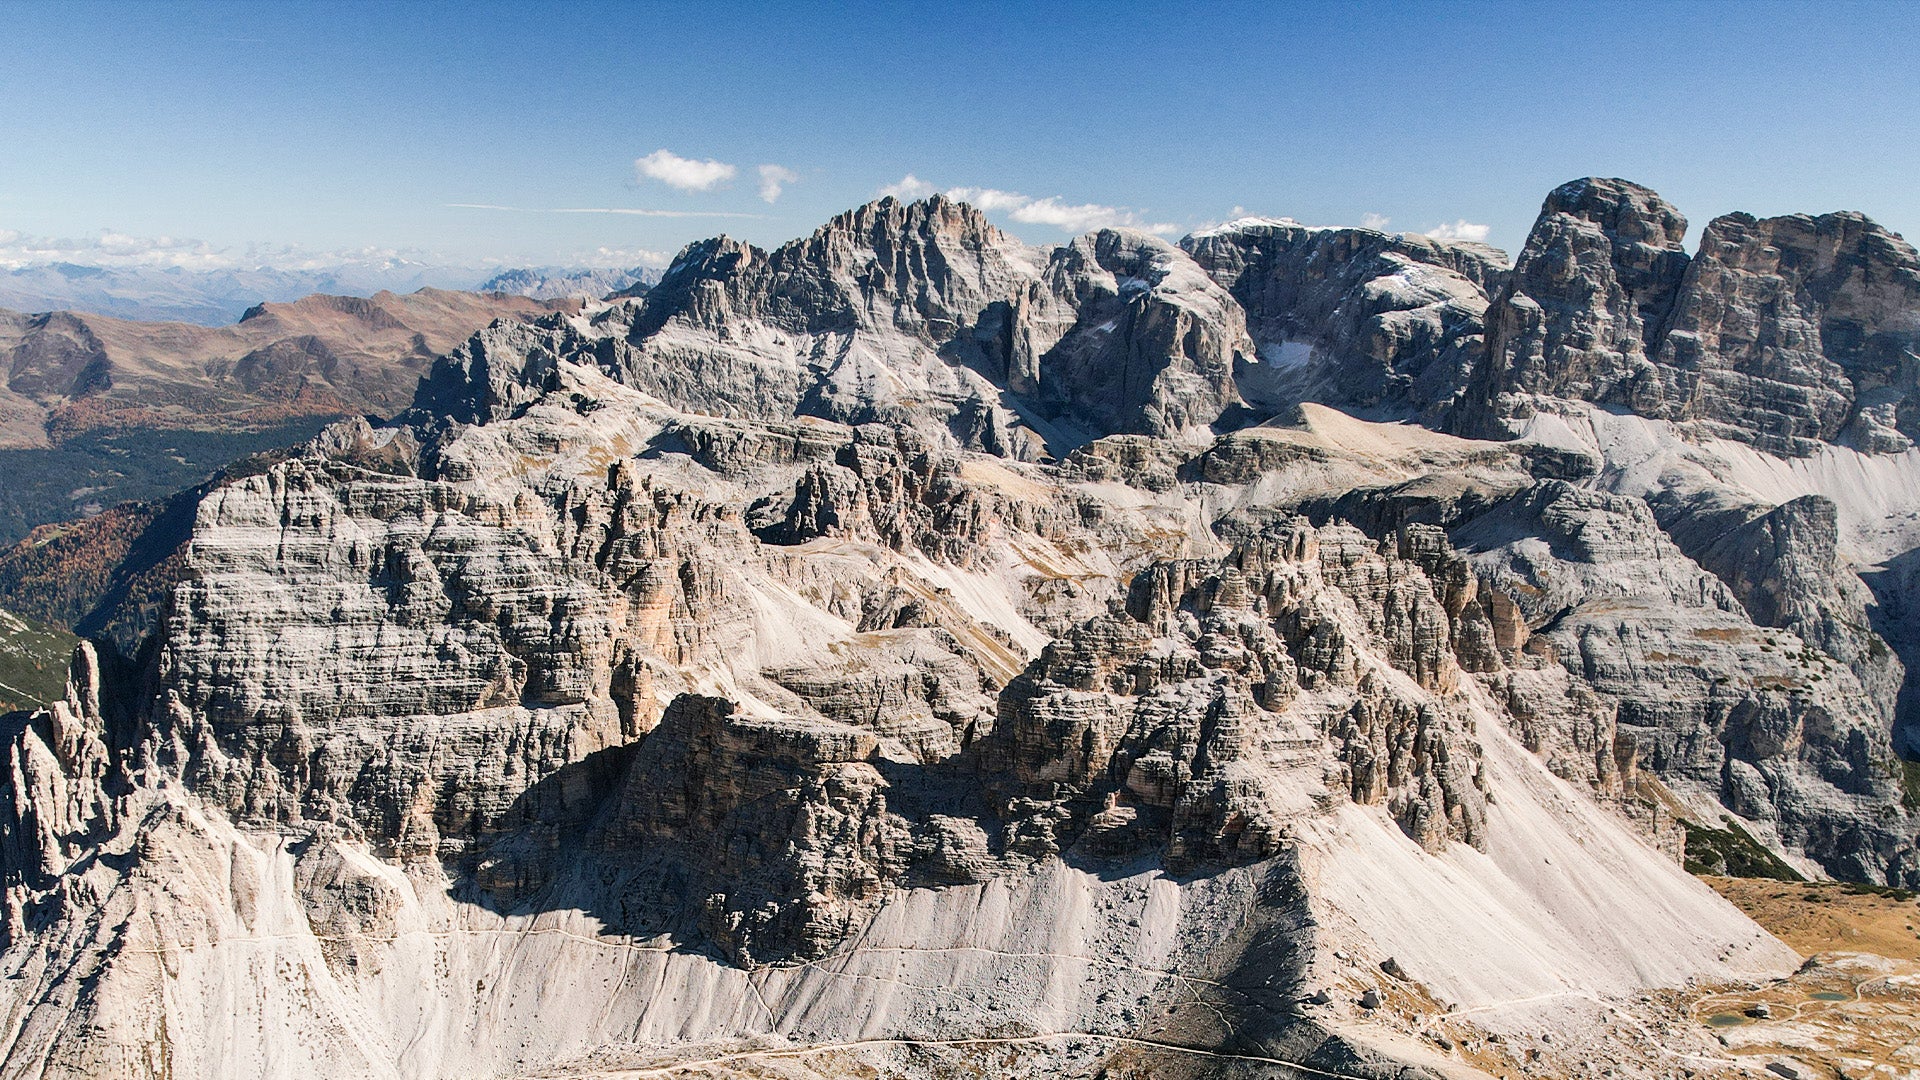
[0, 177, 1916, 1079]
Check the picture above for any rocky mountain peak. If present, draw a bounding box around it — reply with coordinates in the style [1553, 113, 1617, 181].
[1183, 218, 1500, 424]
[1030, 228, 1250, 439]
[1471, 176, 1694, 434]
[6, 175, 1920, 1079]
[1463, 178, 1920, 455]
[654, 233, 765, 286]
[820, 192, 1007, 251]
[1539, 176, 1690, 249]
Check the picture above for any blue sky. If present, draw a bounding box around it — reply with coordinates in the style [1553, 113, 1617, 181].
[2, 0, 1916, 270]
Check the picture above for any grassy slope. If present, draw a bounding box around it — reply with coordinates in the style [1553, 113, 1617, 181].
[0, 604, 76, 712]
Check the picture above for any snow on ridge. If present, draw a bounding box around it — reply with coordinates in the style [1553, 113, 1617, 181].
[1185, 216, 1305, 240]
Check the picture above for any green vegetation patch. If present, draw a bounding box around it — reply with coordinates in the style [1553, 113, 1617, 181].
[1682, 817, 1806, 882]
[1840, 881, 1917, 902]
[0, 605, 77, 713]
[1898, 757, 1920, 814]
[0, 418, 333, 548]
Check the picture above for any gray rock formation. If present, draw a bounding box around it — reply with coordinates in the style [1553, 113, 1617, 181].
[6, 184, 1919, 1078]
[0, 310, 1797, 1078]
[1182, 218, 1505, 424]
[1475, 178, 1693, 435]
[1656, 210, 1920, 454]
[589, 195, 1247, 459]
[1449, 481, 1913, 883]
[1468, 179, 1920, 457]
[1654, 488, 1905, 721]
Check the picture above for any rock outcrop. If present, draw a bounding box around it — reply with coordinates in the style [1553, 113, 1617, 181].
[596, 195, 1248, 459]
[1030, 229, 1251, 439]
[1474, 178, 1693, 435]
[0, 311, 1801, 1078]
[1655, 210, 1920, 454]
[1443, 481, 1915, 883]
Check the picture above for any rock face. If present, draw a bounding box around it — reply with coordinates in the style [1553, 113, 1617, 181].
[1475, 178, 1693, 432]
[1449, 481, 1913, 883]
[1186, 179, 1920, 465]
[0, 315, 1796, 1079]
[1656, 211, 1920, 454]
[1656, 489, 1904, 720]
[1178, 184, 1920, 873]
[1183, 218, 1505, 425]
[7, 186, 1920, 1078]
[597, 195, 1247, 458]
[1030, 229, 1251, 439]
[1469, 179, 1920, 457]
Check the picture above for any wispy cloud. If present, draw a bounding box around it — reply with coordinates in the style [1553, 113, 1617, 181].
[878, 174, 936, 200]
[1361, 212, 1392, 230]
[943, 186, 1029, 213]
[1424, 219, 1491, 242]
[446, 203, 762, 219]
[756, 164, 800, 204]
[942, 185, 1175, 235]
[1015, 196, 1174, 235]
[635, 149, 737, 192]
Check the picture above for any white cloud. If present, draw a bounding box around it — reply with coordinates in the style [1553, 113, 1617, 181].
[1361, 212, 1392, 230]
[935, 185, 1175, 235]
[0, 227, 232, 270]
[634, 148, 738, 192]
[1424, 219, 1491, 243]
[944, 186, 1030, 213]
[878, 173, 936, 200]
[756, 164, 800, 204]
[570, 246, 672, 269]
[1010, 196, 1167, 235]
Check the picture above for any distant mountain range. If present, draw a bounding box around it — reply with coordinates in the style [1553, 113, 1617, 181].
[0, 260, 660, 325]
[476, 264, 661, 301]
[0, 287, 571, 545]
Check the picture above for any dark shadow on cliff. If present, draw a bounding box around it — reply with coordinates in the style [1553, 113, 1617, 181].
[1862, 544, 1920, 759]
[447, 737, 718, 956]
[452, 692, 1283, 973]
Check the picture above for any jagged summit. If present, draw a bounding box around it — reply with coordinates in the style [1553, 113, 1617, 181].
[564, 193, 1254, 459]
[2, 177, 1918, 1079]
